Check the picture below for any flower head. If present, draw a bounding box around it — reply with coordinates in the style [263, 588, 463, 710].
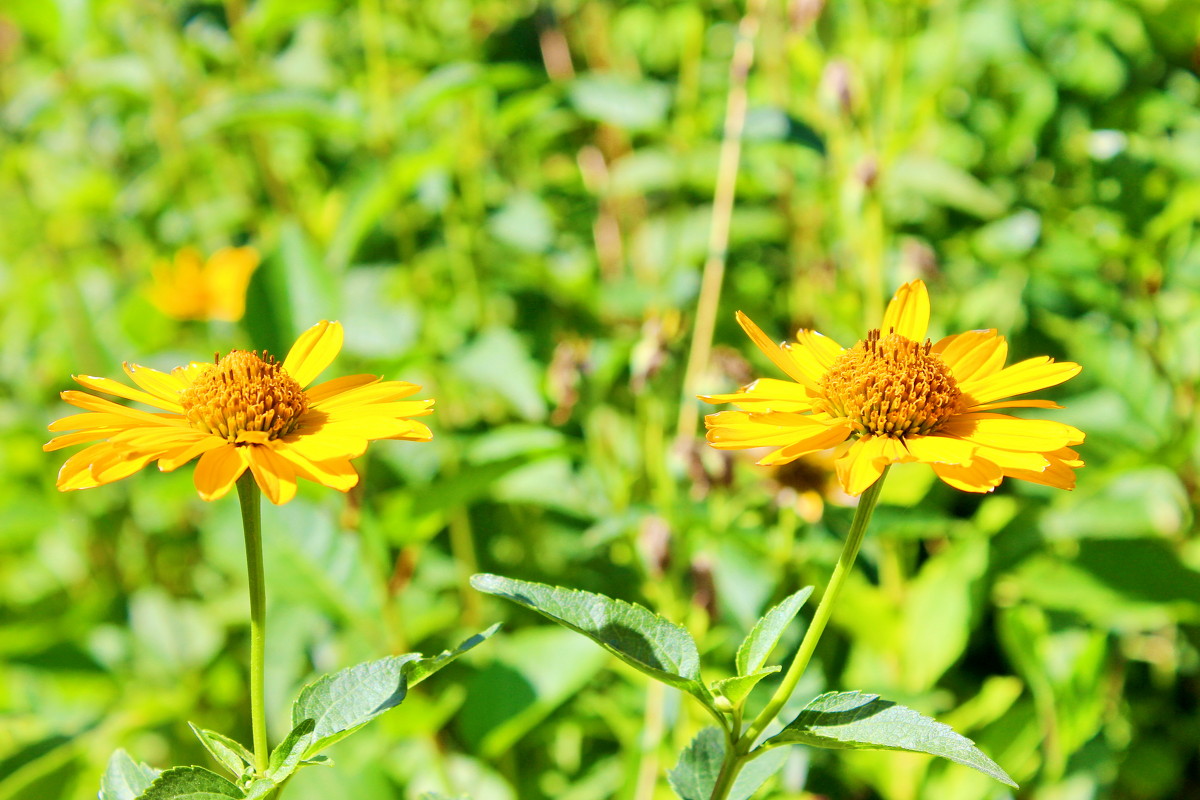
[702, 281, 1084, 495]
[45, 321, 433, 505]
[149, 247, 260, 322]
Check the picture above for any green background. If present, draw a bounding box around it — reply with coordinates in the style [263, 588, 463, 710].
[2, 0, 1198, 798]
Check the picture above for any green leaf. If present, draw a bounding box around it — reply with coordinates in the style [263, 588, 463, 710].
[187, 724, 253, 780]
[266, 718, 316, 781]
[99, 749, 160, 800]
[736, 587, 813, 676]
[134, 766, 246, 799]
[765, 691, 1017, 788]
[243, 782, 280, 800]
[407, 623, 502, 689]
[711, 667, 780, 707]
[471, 573, 711, 704]
[292, 626, 497, 757]
[667, 727, 788, 800]
[241, 780, 279, 800]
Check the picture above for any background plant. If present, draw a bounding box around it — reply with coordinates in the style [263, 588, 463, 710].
[1, 1, 1198, 799]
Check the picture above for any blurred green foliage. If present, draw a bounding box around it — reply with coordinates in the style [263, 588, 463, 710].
[2, 0, 1199, 798]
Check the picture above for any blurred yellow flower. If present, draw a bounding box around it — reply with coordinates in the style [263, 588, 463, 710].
[148, 246, 260, 321]
[45, 321, 433, 505]
[702, 280, 1084, 495]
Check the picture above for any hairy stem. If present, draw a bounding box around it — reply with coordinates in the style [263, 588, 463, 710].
[709, 468, 890, 799]
[236, 472, 270, 774]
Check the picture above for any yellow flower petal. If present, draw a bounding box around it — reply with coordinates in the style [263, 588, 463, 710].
[903, 434, 977, 466]
[700, 378, 816, 413]
[1001, 451, 1080, 489]
[314, 416, 435, 442]
[123, 363, 191, 402]
[148, 247, 259, 322]
[92, 448, 156, 485]
[57, 444, 113, 490]
[735, 311, 823, 389]
[320, 400, 435, 424]
[705, 411, 841, 448]
[279, 430, 369, 462]
[59, 390, 188, 426]
[836, 436, 914, 495]
[931, 330, 1007, 382]
[305, 374, 382, 404]
[44, 428, 123, 452]
[49, 412, 180, 433]
[244, 444, 298, 505]
[967, 399, 1063, 412]
[173, 362, 212, 384]
[754, 421, 853, 466]
[157, 436, 230, 472]
[193, 445, 247, 501]
[314, 382, 428, 412]
[938, 412, 1085, 452]
[282, 320, 344, 388]
[960, 357, 1082, 405]
[275, 446, 359, 492]
[880, 280, 930, 341]
[792, 329, 845, 368]
[931, 458, 1003, 493]
[72, 374, 183, 412]
[386, 420, 433, 441]
[968, 445, 1049, 472]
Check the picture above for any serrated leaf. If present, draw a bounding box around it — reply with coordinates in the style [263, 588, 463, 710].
[292, 653, 421, 756]
[187, 723, 253, 780]
[407, 623, 501, 688]
[100, 749, 161, 800]
[668, 727, 788, 800]
[471, 573, 710, 704]
[292, 626, 497, 757]
[266, 718, 316, 781]
[764, 691, 1017, 787]
[134, 765, 245, 799]
[736, 587, 813, 676]
[711, 667, 780, 707]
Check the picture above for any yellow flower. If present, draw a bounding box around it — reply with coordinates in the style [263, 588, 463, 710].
[45, 321, 433, 505]
[702, 280, 1084, 495]
[149, 247, 260, 321]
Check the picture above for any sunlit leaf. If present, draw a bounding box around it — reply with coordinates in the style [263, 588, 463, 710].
[765, 691, 1016, 787]
[99, 750, 160, 800]
[471, 573, 712, 706]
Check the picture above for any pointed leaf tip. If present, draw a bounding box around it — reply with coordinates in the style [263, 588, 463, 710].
[99, 750, 161, 800]
[736, 587, 814, 676]
[766, 690, 1017, 788]
[471, 573, 711, 705]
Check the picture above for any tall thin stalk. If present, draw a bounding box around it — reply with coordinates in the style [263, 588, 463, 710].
[676, 0, 767, 445]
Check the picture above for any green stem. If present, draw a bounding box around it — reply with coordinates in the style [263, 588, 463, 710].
[709, 468, 890, 800]
[236, 472, 270, 775]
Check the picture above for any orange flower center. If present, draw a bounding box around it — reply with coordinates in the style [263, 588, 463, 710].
[180, 350, 308, 441]
[818, 329, 961, 438]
